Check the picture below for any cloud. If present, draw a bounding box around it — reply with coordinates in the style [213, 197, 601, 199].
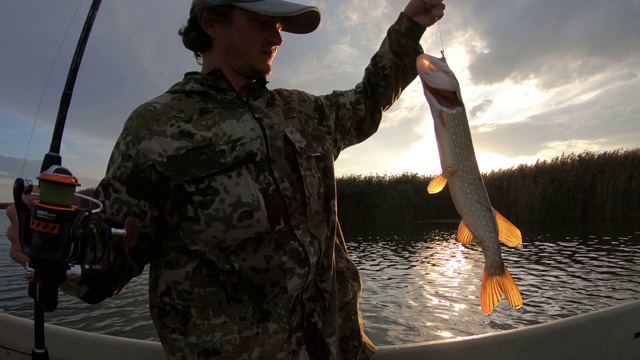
[338, 0, 399, 41]
[469, 99, 493, 119]
[445, 0, 640, 89]
[0, 2, 196, 143]
[471, 69, 640, 158]
[273, 38, 364, 93]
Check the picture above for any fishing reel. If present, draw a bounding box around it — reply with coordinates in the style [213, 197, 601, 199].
[13, 165, 109, 312]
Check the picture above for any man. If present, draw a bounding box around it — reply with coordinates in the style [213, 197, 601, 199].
[6, 0, 445, 358]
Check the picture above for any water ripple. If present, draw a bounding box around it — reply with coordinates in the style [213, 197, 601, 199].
[348, 220, 640, 345]
[1, 213, 639, 346]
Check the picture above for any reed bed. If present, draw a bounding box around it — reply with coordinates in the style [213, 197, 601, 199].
[337, 148, 640, 225]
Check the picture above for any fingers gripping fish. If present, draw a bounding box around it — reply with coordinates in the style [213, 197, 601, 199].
[417, 53, 523, 315]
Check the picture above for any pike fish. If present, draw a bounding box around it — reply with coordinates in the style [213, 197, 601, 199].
[417, 53, 523, 315]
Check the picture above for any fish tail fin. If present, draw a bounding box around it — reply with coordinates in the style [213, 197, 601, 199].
[481, 265, 524, 315]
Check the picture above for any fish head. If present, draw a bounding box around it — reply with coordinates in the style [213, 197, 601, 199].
[416, 53, 463, 111]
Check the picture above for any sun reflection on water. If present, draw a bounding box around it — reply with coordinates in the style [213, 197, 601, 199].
[345, 220, 640, 346]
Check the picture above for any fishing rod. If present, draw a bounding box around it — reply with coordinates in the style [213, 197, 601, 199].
[9, 1, 124, 359]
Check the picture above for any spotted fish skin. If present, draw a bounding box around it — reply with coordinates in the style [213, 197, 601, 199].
[417, 53, 523, 315]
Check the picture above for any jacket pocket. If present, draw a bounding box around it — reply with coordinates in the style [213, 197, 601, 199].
[159, 137, 271, 255]
[157, 135, 253, 181]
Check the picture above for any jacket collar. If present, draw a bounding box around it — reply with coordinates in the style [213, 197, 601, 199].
[167, 69, 269, 100]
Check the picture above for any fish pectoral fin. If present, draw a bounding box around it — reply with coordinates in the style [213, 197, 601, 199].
[494, 209, 522, 247]
[480, 265, 523, 315]
[457, 220, 476, 244]
[427, 174, 448, 194]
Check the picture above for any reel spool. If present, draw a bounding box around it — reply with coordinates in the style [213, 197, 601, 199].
[27, 165, 82, 263]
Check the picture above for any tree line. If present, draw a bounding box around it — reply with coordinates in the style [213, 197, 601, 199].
[337, 148, 640, 225]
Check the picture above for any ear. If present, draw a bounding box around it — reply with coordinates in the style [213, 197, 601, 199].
[198, 10, 217, 38]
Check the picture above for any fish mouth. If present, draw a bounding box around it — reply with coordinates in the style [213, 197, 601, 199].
[423, 81, 462, 109]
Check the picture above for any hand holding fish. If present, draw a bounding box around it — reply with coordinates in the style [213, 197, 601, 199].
[403, 0, 445, 28]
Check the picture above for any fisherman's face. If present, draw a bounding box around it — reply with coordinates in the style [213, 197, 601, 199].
[215, 8, 283, 80]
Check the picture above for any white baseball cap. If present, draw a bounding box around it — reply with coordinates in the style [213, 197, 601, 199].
[191, 0, 321, 34]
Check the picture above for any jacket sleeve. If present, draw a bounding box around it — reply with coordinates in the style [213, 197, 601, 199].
[60, 104, 165, 304]
[320, 12, 426, 155]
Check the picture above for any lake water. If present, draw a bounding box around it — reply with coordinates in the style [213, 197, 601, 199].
[1, 209, 639, 346]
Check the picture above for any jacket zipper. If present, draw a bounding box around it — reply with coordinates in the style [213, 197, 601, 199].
[246, 103, 313, 283]
[246, 100, 325, 358]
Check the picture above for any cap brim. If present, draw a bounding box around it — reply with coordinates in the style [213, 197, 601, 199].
[234, 1, 321, 34]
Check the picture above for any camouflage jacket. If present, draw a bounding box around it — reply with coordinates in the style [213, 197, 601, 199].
[63, 13, 425, 360]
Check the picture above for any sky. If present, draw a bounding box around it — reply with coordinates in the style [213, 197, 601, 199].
[1, 0, 639, 202]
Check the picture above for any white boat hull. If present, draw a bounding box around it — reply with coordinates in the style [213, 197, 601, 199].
[2, 300, 640, 359]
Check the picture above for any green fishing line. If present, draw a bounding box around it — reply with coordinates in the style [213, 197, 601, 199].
[39, 180, 76, 206]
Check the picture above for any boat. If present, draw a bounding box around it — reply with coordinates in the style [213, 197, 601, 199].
[1, 299, 639, 359]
